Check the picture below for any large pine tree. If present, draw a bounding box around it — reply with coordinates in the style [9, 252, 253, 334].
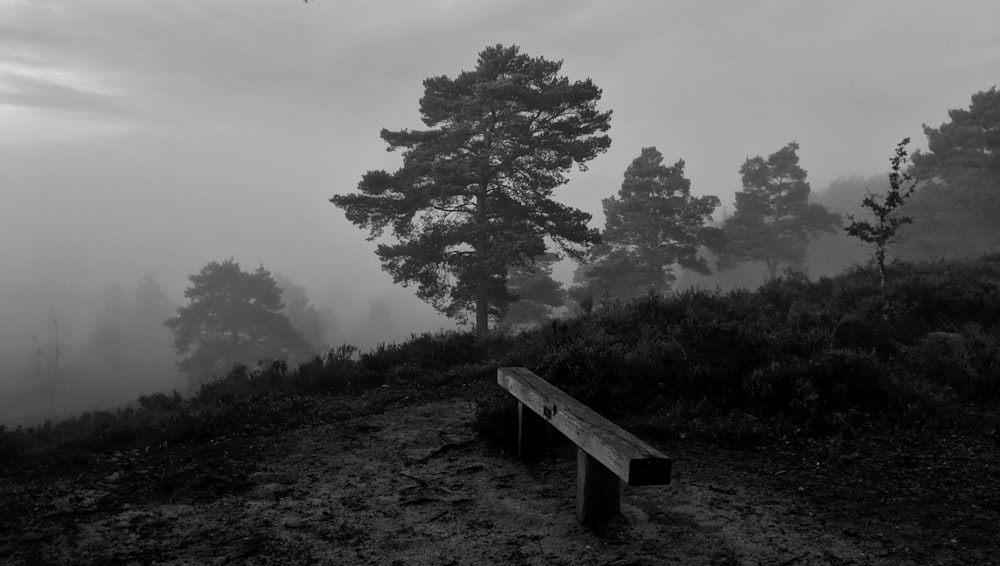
[901, 86, 1000, 258]
[331, 45, 610, 336]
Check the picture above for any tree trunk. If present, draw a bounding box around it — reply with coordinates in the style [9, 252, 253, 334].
[475, 181, 490, 339]
[875, 247, 886, 291]
[476, 281, 489, 339]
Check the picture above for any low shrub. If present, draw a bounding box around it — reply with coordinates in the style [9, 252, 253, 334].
[905, 324, 1000, 403]
[0, 425, 25, 464]
[137, 391, 184, 412]
[360, 330, 508, 376]
[7, 254, 1000, 463]
[626, 399, 767, 448]
[472, 388, 519, 453]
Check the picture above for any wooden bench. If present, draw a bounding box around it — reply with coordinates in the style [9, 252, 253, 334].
[497, 367, 673, 524]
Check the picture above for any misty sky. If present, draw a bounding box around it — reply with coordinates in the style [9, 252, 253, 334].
[1, 0, 998, 353]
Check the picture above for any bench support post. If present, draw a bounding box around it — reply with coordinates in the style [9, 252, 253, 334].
[517, 401, 552, 460]
[498, 367, 671, 526]
[576, 449, 621, 524]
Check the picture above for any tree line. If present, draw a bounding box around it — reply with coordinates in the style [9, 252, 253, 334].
[164, 45, 997, 385]
[331, 44, 997, 337]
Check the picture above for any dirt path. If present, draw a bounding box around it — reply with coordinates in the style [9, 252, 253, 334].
[0, 394, 921, 565]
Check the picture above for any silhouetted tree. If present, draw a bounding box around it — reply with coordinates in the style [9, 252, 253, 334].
[797, 175, 883, 279]
[27, 308, 71, 413]
[900, 86, 1000, 258]
[273, 273, 334, 352]
[128, 274, 183, 390]
[501, 254, 566, 330]
[82, 275, 182, 395]
[716, 142, 840, 279]
[846, 138, 920, 289]
[88, 284, 130, 371]
[130, 274, 178, 361]
[331, 44, 610, 337]
[133, 274, 176, 332]
[575, 147, 721, 300]
[166, 260, 309, 387]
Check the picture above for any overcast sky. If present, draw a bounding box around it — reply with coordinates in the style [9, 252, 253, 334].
[1, 0, 998, 348]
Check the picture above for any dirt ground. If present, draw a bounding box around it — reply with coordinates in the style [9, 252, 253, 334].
[1, 382, 997, 565]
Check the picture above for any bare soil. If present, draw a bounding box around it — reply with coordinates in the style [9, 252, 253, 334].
[2, 381, 997, 565]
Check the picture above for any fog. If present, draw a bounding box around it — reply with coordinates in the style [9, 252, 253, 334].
[1, 0, 997, 425]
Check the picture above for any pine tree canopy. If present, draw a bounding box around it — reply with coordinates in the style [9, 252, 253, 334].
[575, 147, 720, 300]
[717, 142, 840, 279]
[166, 259, 309, 386]
[331, 44, 611, 335]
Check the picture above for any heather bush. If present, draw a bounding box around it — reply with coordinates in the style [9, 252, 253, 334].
[137, 391, 184, 412]
[484, 256, 1000, 444]
[360, 330, 505, 376]
[739, 349, 901, 433]
[889, 263, 1000, 340]
[905, 324, 1000, 403]
[0, 425, 25, 463]
[290, 345, 364, 394]
[472, 389, 519, 453]
[625, 399, 766, 448]
[7, 254, 1000, 463]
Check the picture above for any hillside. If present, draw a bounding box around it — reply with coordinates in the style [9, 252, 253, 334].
[4, 379, 996, 565]
[3, 255, 1000, 564]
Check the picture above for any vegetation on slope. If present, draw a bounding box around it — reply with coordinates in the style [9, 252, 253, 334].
[2, 253, 999, 466]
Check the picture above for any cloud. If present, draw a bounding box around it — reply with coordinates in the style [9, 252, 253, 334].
[0, 1, 621, 132]
[0, 64, 132, 119]
[0, 1, 344, 128]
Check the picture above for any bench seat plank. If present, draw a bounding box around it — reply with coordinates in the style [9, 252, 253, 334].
[497, 367, 672, 487]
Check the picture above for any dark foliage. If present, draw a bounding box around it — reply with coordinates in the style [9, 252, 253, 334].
[574, 147, 721, 301]
[4, 254, 999, 466]
[845, 138, 920, 289]
[501, 254, 566, 330]
[491, 255, 1000, 443]
[166, 259, 311, 389]
[902, 86, 1000, 259]
[331, 44, 610, 336]
[715, 142, 841, 279]
[0, 330, 509, 466]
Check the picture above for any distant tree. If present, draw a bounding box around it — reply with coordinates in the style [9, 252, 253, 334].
[814, 175, 880, 215]
[128, 274, 183, 389]
[501, 254, 566, 330]
[87, 284, 131, 379]
[716, 142, 840, 279]
[575, 147, 721, 300]
[804, 174, 884, 278]
[166, 260, 309, 387]
[131, 274, 177, 357]
[24, 308, 71, 413]
[133, 274, 176, 331]
[331, 44, 610, 337]
[569, 248, 646, 307]
[48, 308, 68, 386]
[272, 274, 334, 353]
[900, 86, 1000, 258]
[82, 275, 182, 395]
[846, 138, 920, 290]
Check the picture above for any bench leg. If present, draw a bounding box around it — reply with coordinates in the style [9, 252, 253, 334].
[517, 401, 552, 460]
[576, 448, 620, 525]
